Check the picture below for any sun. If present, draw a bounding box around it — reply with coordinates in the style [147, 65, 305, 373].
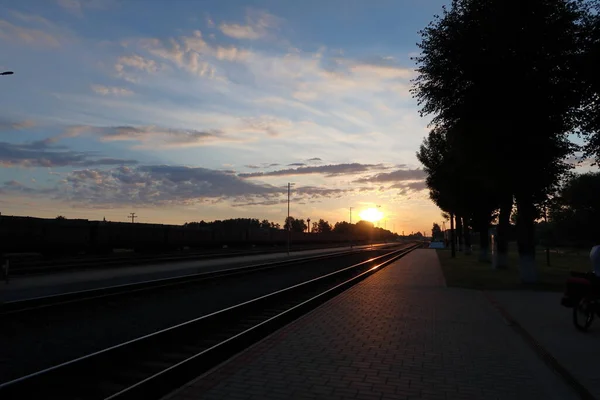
[359, 207, 384, 223]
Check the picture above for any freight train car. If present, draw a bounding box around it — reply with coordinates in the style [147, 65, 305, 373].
[0, 215, 383, 256]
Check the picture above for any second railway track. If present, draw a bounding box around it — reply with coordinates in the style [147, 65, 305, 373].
[0, 243, 419, 399]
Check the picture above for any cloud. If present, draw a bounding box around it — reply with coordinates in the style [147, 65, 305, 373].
[115, 54, 159, 74]
[219, 10, 280, 40]
[0, 119, 35, 131]
[57, 0, 115, 16]
[307, 158, 322, 162]
[0, 140, 138, 168]
[240, 116, 292, 137]
[287, 163, 306, 167]
[354, 168, 426, 183]
[389, 180, 428, 192]
[0, 19, 61, 47]
[91, 85, 134, 96]
[57, 0, 83, 16]
[239, 163, 388, 178]
[64, 124, 247, 148]
[135, 32, 217, 78]
[55, 165, 282, 206]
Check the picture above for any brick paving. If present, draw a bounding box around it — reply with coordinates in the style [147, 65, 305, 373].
[164, 249, 577, 400]
[491, 290, 600, 398]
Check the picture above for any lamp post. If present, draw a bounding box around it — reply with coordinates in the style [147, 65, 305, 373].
[286, 182, 295, 256]
[349, 207, 353, 249]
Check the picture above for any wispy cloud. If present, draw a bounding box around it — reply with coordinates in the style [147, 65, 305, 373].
[239, 163, 389, 178]
[64, 124, 248, 148]
[219, 10, 280, 40]
[354, 168, 426, 184]
[0, 140, 138, 168]
[0, 19, 61, 47]
[115, 54, 160, 74]
[0, 119, 35, 131]
[57, 0, 115, 16]
[91, 84, 134, 96]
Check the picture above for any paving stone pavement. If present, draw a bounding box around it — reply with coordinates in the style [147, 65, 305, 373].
[165, 249, 578, 400]
[491, 290, 600, 398]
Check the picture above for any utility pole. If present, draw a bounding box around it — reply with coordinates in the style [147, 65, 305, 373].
[286, 183, 294, 256]
[129, 212, 137, 223]
[349, 207, 353, 249]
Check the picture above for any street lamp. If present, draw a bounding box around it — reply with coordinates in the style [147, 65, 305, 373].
[286, 182, 295, 256]
[1, 71, 14, 76]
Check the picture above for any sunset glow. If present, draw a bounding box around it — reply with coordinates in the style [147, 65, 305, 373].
[359, 208, 384, 223]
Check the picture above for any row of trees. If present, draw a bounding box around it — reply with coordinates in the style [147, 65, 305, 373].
[184, 217, 399, 239]
[414, 0, 600, 282]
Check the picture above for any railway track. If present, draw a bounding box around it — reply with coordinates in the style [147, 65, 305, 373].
[6, 241, 384, 276]
[0, 243, 419, 400]
[0, 244, 388, 315]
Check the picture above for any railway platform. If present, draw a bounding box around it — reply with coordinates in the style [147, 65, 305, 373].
[0, 244, 390, 303]
[164, 249, 577, 400]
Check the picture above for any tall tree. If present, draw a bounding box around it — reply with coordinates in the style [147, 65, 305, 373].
[431, 223, 442, 240]
[579, 0, 600, 161]
[413, 0, 585, 281]
[315, 219, 332, 234]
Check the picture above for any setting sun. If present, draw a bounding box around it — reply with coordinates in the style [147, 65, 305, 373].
[359, 208, 384, 223]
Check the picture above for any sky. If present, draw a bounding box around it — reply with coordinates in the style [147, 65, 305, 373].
[1, 0, 588, 235]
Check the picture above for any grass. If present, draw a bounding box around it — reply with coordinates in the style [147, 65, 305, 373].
[438, 244, 591, 291]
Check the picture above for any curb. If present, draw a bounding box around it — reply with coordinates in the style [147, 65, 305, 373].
[482, 291, 596, 400]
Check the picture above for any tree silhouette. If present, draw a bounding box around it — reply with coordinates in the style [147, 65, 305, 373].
[431, 223, 442, 240]
[413, 0, 586, 281]
[315, 219, 332, 234]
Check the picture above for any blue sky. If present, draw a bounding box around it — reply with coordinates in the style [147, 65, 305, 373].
[0, 0, 490, 233]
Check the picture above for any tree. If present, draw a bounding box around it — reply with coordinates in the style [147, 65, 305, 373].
[260, 219, 272, 229]
[56, 215, 66, 220]
[284, 216, 307, 233]
[579, 1, 600, 162]
[431, 223, 442, 240]
[333, 221, 353, 234]
[550, 172, 600, 247]
[315, 219, 332, 234]
[413, 0, 585, 281]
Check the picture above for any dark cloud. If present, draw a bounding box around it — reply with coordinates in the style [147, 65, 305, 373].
[239, 163, 388, 178]
[353, 168, 426, 183]
[55, 165, 282, 206]
[287, 163, 306, 167]
[307, 157, 322, 162]
[0, 141, 138, 168]
[29, 164, 360, 207]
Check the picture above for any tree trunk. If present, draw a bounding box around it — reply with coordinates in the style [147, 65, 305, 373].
[516, 195, 538, 283]
[478, 223, 490, 262]
[456, 215, 464, 252]
[475, 210, 490, 262]
[450, 212, 456, 258]
[494, 196, 512, 269]
[463, 216, 472, 255]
